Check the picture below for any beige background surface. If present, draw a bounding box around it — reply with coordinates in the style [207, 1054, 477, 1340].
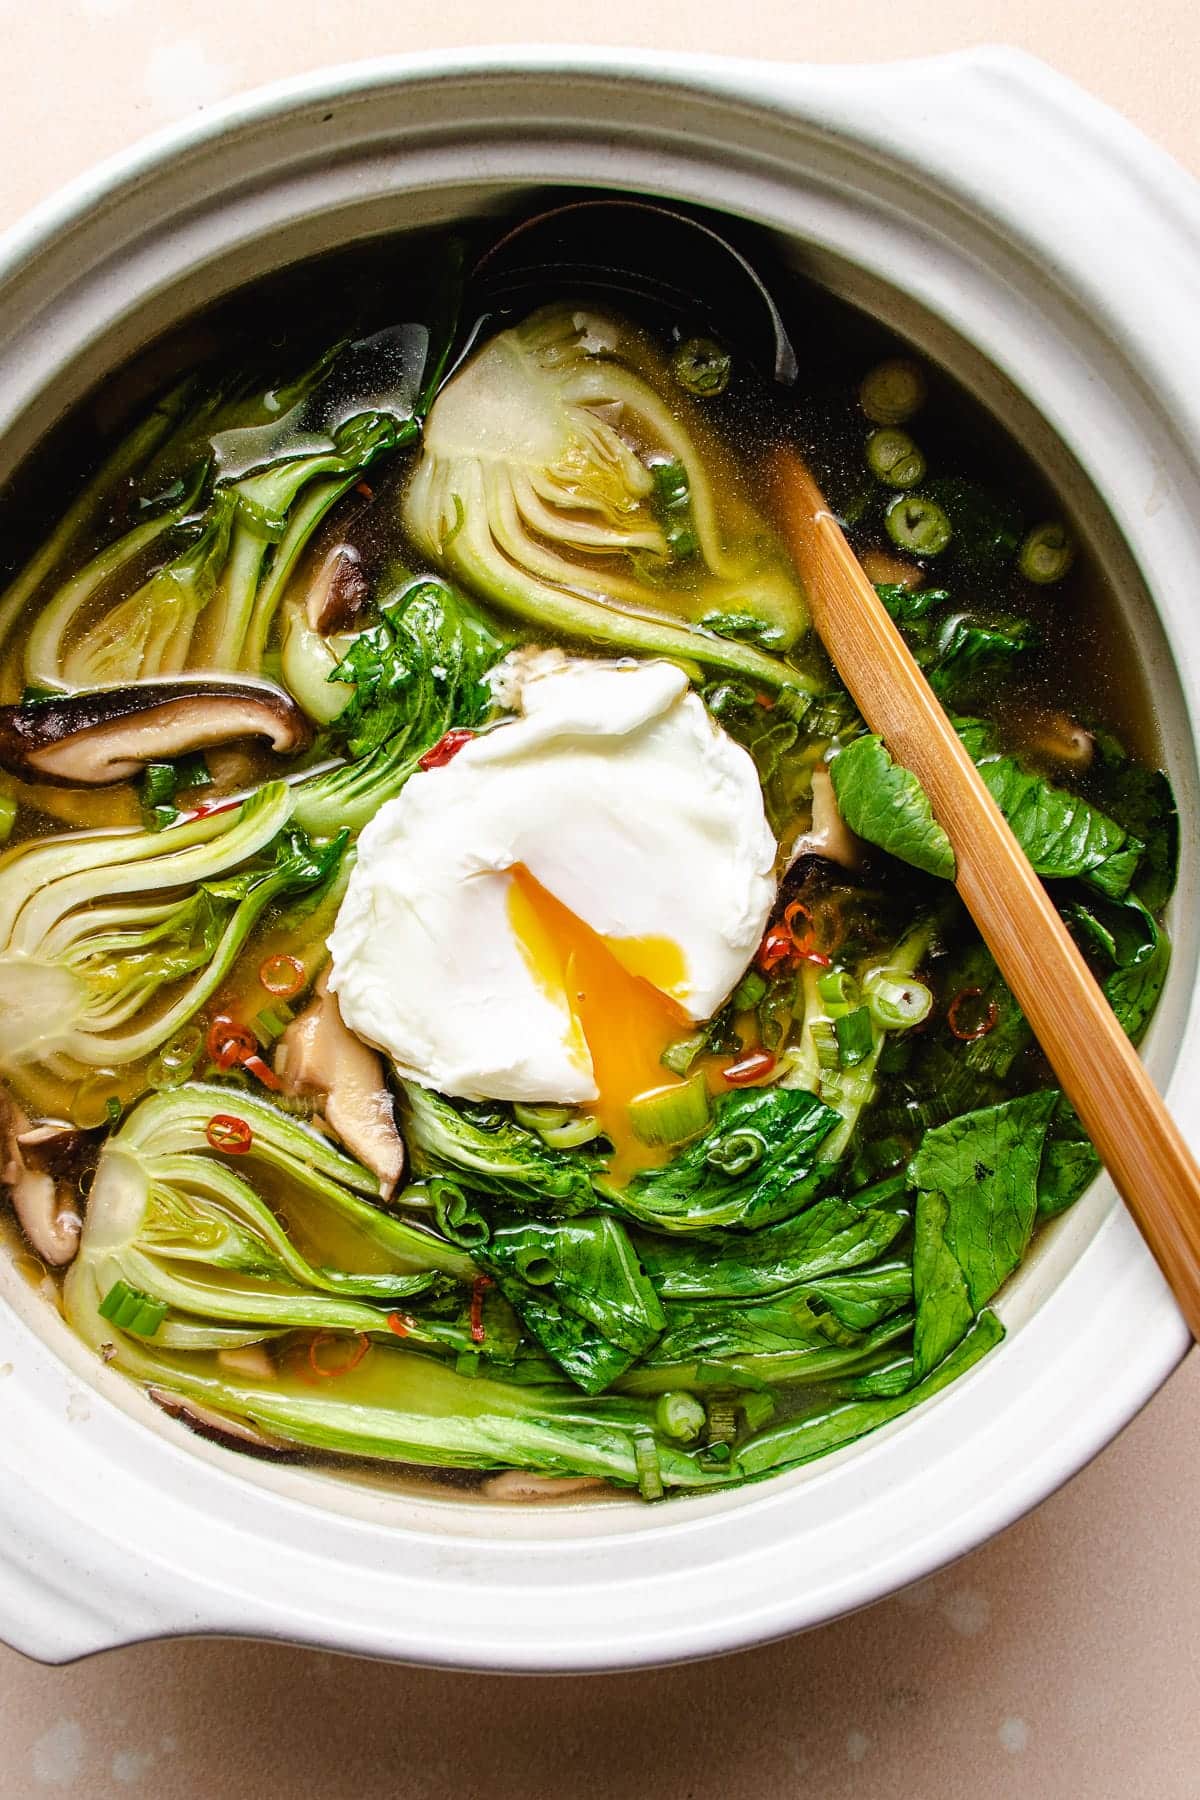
[1, 2, 1198, 1795]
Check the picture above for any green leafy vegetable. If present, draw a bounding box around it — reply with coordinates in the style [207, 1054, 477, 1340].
[737, 1309, 1004, 1477]
[636, 1192, 909, 1300]
[402, 304, 810, 689]
[400, 1084, 599, 1212]
[483, 1215, 666, 1394]
[624, 1296, 911, 1393]
[832, 722, 1141, 898]
[829, 735, 956, 880]
[0, 785, 347, 1081]
[620, 1089, 842, 1232]
[910, 1091, 1056, 1376]
[956, 718, 1141, 899]
[64, 1082, 471, 1352]
[290, 577, 508, 835]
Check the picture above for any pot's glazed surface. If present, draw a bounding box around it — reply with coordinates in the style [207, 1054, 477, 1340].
[0, 47, 1197, 1671]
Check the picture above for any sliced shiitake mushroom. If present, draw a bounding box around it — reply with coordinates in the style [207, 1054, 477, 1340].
[0, 1093, 84, 1267]
[786, 764, 862, 872]
[274, 970, 406, 1197]
[0, 678, 312, 786]
[147, 1387, 294, 1459]
[305, 544, 370, 636]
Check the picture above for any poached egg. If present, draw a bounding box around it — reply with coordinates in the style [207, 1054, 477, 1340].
[327, 653, 776, 1175]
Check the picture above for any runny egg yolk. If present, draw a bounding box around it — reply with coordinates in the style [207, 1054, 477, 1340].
[507, 864, 693, 1183]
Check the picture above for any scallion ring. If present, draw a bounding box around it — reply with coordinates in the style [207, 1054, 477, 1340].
[863, 967, 933, 1031]
[865, 428, 926, 488]
[885, 492, 953, 557]
[860, 357, 926, 425]
[1019, 521, 1076, 585]
[671, 336, 732, 398]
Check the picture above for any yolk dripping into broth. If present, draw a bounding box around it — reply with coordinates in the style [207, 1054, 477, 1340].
[506, 864, 692, 1182]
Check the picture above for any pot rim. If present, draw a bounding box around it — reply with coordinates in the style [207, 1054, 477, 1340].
[0, 45, 1195, 1672]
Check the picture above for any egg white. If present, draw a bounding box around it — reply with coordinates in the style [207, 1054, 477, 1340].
[327, 655, 777, 1102]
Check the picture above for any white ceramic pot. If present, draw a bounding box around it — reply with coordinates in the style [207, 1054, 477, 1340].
[0, 46, 1197, 1672]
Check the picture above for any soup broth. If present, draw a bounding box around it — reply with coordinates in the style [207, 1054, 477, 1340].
[0, 203, 1176, 1503]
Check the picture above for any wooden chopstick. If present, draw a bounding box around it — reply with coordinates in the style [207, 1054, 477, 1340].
[772, 447, 1200, 1339]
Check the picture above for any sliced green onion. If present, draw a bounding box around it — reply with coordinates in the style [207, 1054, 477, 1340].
[817, 967, 860, 1018]
[514, 1248, 556, 1287]
[98, 1279, 167, 1338]
[834, 1005, 874, 1068]
[672, 336, 733, 398]
[633, 1429, 665, 1501]
[660, 1032, 707, 1077]
[885, 493, 953, 557]
[650, 458, 698, 560]
[542, 1116, 604, 1150]
[860, 358, 926, 425]
[147, 1026, 203, 1091]
[656, 1392, 707, 1443]
[0, 791, 16, 845]
[432, 1178, 491, 1249]
[865, 428, 926, 488]
[731, 968, 768, 1011]
[811, 1019, 840, 1073]
[1019, 521, 1076, 585]
[863, 967, 934, 1030]
[704, 1126, 767, 1177]
[104, 1096, 123, 1126]
[628, 1073, 711, 1148]
[757, 972, 797, 1055]
[253, 1002, 294, 1047]
[707, 1400, 739, 1444]
[512, 1102, 602, 1149]
[141, 762, 176, 809]
[740, 1390, 776, 1432]
[174, 751, 213, 793]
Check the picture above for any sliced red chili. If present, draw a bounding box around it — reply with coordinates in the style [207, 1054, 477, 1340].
[386, 1312, 413, 1339]
[947, 987, 999, 1041]
[784, 899, 836, 967]
[418, 728, 475, 772]
[206, 1114, 253, 1154]
[258, 952, 306, 998]
[755, 924, 795, 974]
[754, 692, 776, 710]
[308, 1331, 370, 1380]
[355, 480, 375, 499]
[722, 1049, 778, 1087]
[206, 1016, 257, 1071]
[242, 1052, 282, 1091]
[189, 797, 242, 820]
[470, 1275, 493, 1345]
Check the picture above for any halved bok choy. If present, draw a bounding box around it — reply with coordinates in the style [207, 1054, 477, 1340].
[63, 1086, 728, 1495]
[0, 782, 347, 1079]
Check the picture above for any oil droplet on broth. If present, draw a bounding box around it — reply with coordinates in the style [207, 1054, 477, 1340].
[506, 864, 691, 1182]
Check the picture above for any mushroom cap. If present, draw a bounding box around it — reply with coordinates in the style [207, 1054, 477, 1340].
[0, 677, 312, 786]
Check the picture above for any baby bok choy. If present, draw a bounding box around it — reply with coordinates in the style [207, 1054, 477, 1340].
[0, 782, 347, 1081]
[63, 1086, 726, 1495]
[290, 575, 508, 836]
[6, 332, 434, 695]
[63, 1083, 470, 1354]
[402, 304, 811, 690]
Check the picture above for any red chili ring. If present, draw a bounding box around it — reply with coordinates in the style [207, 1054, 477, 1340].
[206, 1114, 253, 1154]
[722, 1049, 778, 1087]
[947, 987, 999, 1041]
[308, 1331, 370, 1380]
[259, 953, 306, 998]
[470, 1275, 494, 1345]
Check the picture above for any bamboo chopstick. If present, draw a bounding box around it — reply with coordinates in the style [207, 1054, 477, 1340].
[772, 447, 1200, 1339]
